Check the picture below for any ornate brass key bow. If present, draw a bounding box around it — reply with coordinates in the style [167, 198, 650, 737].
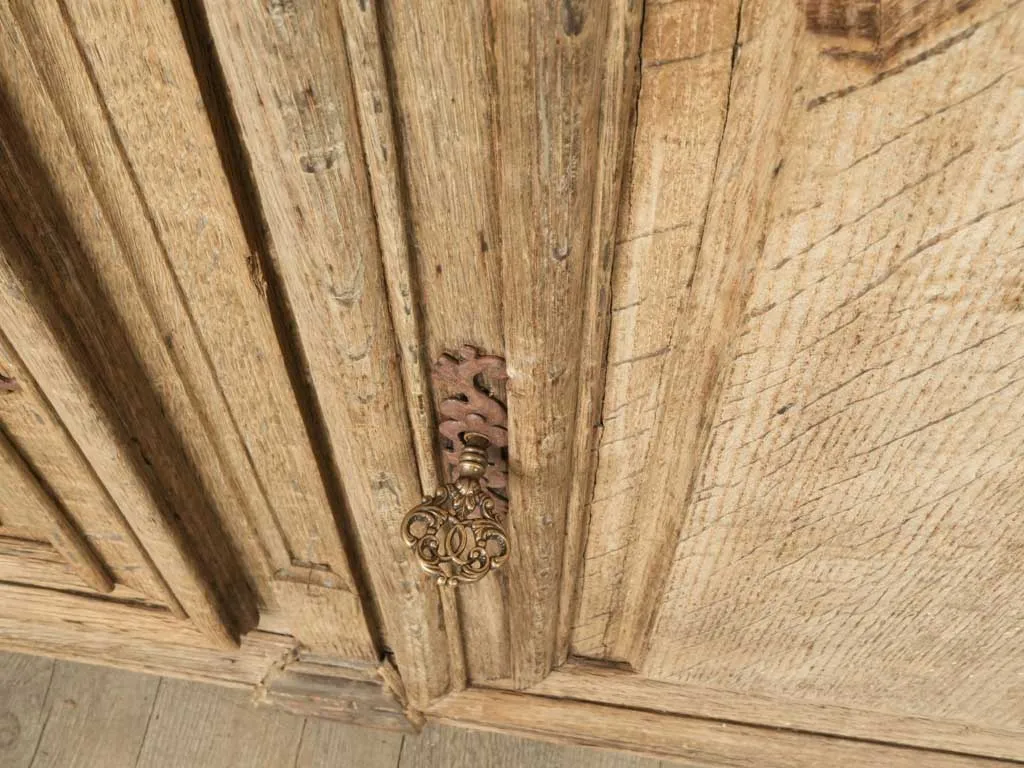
[400, 432, 510, 585]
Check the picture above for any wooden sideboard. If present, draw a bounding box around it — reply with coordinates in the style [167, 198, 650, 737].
[1, 0, 1022, 764]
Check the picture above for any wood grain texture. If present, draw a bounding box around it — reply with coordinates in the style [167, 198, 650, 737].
[376, 0, 509, 684]
[0, 626, 296, 689]
[0, 431, 112, 594]
[399, 723, 670, 768]
[556, 0, 645, 666]
[258, 662, 413, 731]
[573, 0, 740, 660]
[30, 661, 159, 768]
[531, 662, 1024, 763]
[429, 689, 1020, 768]
[643, 0, 1024, 731]
[0, 538, 119, 599]
[0, 198, 233, 645]
[200, 0, 449, 704]
[378, 0, 504, 360]
[336, 0, 438, 494]
[0, 652, 53, 768]
[577, 0, 809, 665]
[490, 0, 618, 688]
[805, 0, 982, 58]
[0, 333, 179, 609]
[54, 0, 367, 599]
[0, 0, 260, 645]
[296, 718, 404, 768]
[26, 0, 375, 654]
[135, 679, 304, 768]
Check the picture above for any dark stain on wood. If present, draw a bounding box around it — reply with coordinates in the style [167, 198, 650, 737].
[803, 0, 981, 63]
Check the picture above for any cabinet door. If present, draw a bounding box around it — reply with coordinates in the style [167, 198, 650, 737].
[571, 0, 1024, 746]
[0, 0, 376, 664]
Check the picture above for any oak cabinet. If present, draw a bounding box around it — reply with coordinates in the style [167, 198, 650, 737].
[1, 0, 1022, 764]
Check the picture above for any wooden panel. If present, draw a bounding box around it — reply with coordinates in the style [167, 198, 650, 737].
[578, 0, 807, 664]
[49, 0, 365, 599]
[136, 680, 304, 768]
[0, 2, 249, 646]
[0, 432, 112, 593]
[399, 723, 668, 768]
[379, 0, 509, 686]
[429, 689, 1017, 768]
[573, 0, 740, 659]
[491, 0, 642, 688]
[0, 333, 179, 608]
[31, 661, 159, 768]
[0, 624, 296, 689]
[200, 0, 448, 704]
[2, 0, 376, 656]
[635, 0, 1024, 732]
[531, 662, 1024, 763]
[0, 212, 233, 645]
[0, 652, 53, 768]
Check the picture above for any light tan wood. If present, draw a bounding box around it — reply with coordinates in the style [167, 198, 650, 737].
[0, 538, 154, 602]
[0, 432, 112, 594]
[640, 0, 1024, 728]
[530, 662, 1024, 763]
[336, 0, 439, 495]
[573, 0, 740, 660]
[0, 332, 180, 610]
[0, 652, 52, 768]
[0, 199, 232, 646]
[12, 0, 375, 656]
[429, 688, 1019, 768]
[378, 0, 509, 686]
[556, 0, 645, 666]
[2, 0, 1024, 761]
[31, 661, 159, 768]
[490, 0, 630, 689]
[136, 679, 304, 768]
[0, 0, 259, 644]
[200, 0, 448, 704]
[54, 0, 367, 605]
[0, 625, 296, 689]
[258, 661, 413, 731]
[583, 0, 810, 665]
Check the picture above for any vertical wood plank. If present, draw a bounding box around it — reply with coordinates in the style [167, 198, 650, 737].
[135, 679, 304, 768]
[0, 652, 53, 768]
[200, 0, 449, 703]
[489, 0, 613, 686]
[335, 0, 439, 493]
[375, 0, 510, 683]
[600, 0, 808, 665]
[0, 432, 113, 593]
[378, 1, 504, 359]
[572, 0, 741, 659]
[30, 661, 159, 768]
[49, 0, 366, 598]
[556, 0, 645, 664]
